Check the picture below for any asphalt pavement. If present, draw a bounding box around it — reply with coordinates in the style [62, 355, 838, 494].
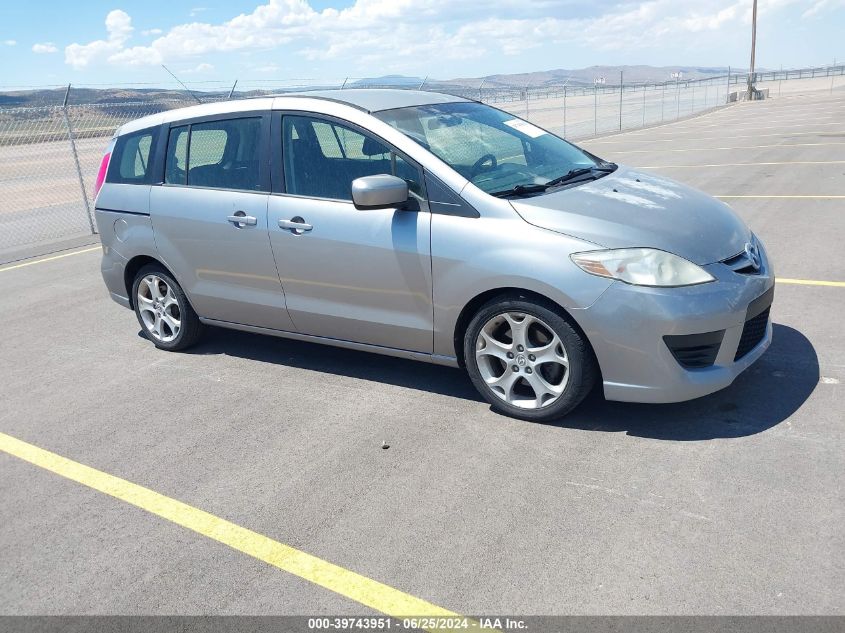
[1, 90, 842, 618]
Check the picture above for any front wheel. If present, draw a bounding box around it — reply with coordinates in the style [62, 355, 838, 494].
[131, 264, 203, 351]
[464, 296, 597, 422]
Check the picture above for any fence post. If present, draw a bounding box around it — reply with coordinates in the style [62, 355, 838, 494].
[675, 78, 681, 119]
[563, 85, 567, 137]
[618, 71, 623, 131]
[661, 82, 665, 121]
[593, 84, 597, 136]
[642, 83, 646, 127]
[524, 78, 533, 119]
[726, 66, 731, 104]
[61, 84, 96, 236]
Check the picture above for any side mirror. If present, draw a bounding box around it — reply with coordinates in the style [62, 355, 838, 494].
[351, 174, 409, 210]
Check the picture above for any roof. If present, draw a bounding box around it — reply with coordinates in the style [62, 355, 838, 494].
[277, 88, 469, 113]
[116, 89, 468, 136]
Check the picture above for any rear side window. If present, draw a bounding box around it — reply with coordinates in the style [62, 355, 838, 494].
[164, 117, 262, 191]
[106, 127, 158, 185]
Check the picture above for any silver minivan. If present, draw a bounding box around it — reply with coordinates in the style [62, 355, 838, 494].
[95, 89, 773, 421]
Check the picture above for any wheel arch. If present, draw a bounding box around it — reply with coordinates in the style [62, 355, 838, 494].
[453, 287, 594, 368]
[124, 255, 173, 309]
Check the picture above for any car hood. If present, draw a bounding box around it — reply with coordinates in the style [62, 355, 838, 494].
[509, 166, 750, 265]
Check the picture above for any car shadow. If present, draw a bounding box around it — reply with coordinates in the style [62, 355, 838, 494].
[184, 322, 816, 441]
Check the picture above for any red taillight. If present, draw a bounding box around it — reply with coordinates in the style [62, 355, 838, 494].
[94, 150, 111, 199]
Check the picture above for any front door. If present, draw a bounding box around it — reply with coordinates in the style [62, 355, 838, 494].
[267, 114, 432, 352]
[150, 114, 295, 332]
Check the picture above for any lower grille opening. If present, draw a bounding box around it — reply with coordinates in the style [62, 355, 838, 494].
[664, 330, 725, 369]
[735, 306, 770, 361]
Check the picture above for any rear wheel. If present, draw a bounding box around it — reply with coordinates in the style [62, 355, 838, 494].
[131, 265, 203, 351]
[464, 296, 597, 421]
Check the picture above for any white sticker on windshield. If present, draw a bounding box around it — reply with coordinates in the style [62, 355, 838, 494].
[503, 119, 548, 138]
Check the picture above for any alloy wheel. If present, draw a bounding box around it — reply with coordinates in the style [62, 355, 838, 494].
[475, 312, 570, 409]
[137, 275, 181, 343]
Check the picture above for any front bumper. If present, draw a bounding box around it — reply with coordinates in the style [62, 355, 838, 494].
[573, 252, 775, 404]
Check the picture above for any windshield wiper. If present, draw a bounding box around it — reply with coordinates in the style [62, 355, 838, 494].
[490, 183, 549, 198]
[543, 163, 618, 189]
[490, 163, 618, 198]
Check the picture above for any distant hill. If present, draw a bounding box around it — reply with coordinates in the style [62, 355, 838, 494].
[0, 65, 749, 108]
[446, 65, 745, 88]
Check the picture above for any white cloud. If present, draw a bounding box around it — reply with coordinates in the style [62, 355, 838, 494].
[65, 9, 133, 68]
[4, 39, 16, 46]
[183, 62, 215, 73]
[190, 7, 210, 17]
[801, 0, 845, 18]
[60, 0, 845, 72]
[32, 42, 59, 53]
[142, 28, 164, 36]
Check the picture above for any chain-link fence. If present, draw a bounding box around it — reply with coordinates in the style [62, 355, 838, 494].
[1, 63, 842, 258]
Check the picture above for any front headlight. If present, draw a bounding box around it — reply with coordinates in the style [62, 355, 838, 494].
[570, 248, 715, 287]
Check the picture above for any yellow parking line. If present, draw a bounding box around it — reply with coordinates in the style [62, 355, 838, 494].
[640, 160, 845, 169]
[0, 432, 461, 622]
[0, 246, 100, 273]
[777, 278, 845, 287]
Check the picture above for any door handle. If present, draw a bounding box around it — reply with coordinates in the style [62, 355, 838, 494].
[278, 217, 313, 234]
[227, 213, 257, 227]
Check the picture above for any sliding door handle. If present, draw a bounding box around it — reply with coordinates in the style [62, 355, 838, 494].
[227, 213, 257, 227]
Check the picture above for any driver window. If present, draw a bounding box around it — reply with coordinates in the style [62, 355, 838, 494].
[282, 115, 423, 200]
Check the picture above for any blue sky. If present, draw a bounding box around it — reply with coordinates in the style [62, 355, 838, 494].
[1, 0, 843, 89]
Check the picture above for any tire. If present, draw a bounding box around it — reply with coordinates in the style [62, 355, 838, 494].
[463, 295, 597, 422]
[131, 264, 203, 351]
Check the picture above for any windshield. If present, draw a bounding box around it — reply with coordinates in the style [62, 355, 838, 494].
[374, 101, 605, 196]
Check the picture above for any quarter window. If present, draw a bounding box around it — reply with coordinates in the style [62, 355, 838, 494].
[164, 117, 262, 191]
[106, 127, 158, 185]
[282, 116, 423, 200]
[165, 126, 188, 185]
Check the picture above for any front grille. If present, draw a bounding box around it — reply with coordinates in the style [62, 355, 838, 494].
[722, 250, 761, 275]
[664, 330, 725, 369]
[734, 306, 770, 360]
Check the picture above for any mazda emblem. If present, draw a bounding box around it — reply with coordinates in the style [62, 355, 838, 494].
[744, 242, 761, 271]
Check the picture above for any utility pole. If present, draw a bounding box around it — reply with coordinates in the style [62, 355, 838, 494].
[746, 0, 758, 100]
